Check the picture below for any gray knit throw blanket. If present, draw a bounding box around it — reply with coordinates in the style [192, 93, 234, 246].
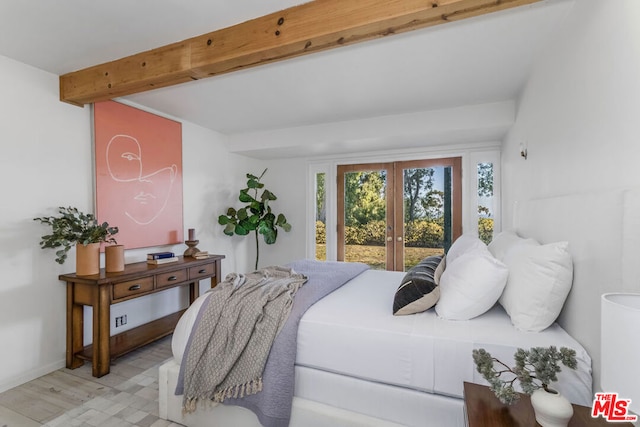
[181, 266, 307, 412]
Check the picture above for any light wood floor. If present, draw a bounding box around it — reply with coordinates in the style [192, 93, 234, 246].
[0, 335, 183, 427]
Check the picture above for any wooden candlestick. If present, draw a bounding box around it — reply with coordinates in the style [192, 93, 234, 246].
[184, 240, 200, 257]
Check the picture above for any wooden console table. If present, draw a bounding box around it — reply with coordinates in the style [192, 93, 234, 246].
[59, 255, 225, 377]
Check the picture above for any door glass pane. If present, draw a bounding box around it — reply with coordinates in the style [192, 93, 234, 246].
[402, 167, 447, 271]
[343, 170, 387, 269]
[477, 162, 494, 245]
[315, 172, 326, 261]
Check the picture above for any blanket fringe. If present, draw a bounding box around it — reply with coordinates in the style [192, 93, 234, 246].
[183, 378, 264, 413]
[212, 377, 263, 403]
[183, 396, 198, 414]
[183, 395, 221, 415]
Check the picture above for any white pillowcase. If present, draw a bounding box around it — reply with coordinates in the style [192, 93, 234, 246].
[499, 241, 573, 332]
[488, 230, 538, 261]
[446, 233, 487, 264]
[435, 247, 508, 320]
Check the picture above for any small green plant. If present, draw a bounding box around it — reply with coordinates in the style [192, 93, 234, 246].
[472, 346, 578, 405]
[34, 206, 119, 264]
[218, 169, 291, 270]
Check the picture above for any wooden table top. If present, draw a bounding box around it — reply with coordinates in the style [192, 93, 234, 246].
[463, 382, 634, 427]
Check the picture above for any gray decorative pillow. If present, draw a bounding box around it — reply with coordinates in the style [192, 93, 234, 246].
[393, 255, 445, 316]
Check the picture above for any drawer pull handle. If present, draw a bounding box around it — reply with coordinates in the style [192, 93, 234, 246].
[128, 284, 141, 291]
[198, 269, 206, 274]
[168, 276, 178, 281]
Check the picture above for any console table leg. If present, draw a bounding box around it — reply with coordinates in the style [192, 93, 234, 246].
[189, 281, 199, 304]
[92, 286, 111, 377]
[66, 283, 84, 369]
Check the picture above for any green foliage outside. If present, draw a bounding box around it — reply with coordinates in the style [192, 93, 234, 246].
[316, 220, 443, 248]
[344, 171, 387, 226]
[315, 162, 495, 268]
[477, 162, 494, 245]
[315, 244, 443, 270]
[478, 217, 494, 245]
[315, 220, 326, 244]
[477, 163, 494, 197]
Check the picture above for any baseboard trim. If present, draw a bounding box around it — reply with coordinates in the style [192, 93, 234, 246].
[0, 358, 65, 393]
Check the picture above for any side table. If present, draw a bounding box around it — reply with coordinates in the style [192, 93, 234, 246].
[463, 382, 633, 427]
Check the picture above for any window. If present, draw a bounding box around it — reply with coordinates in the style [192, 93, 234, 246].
[315, 172, 326, 261]
[308, 150, 501, 264]
[337, 158, 462, 271]
[477, 162, 494, 244]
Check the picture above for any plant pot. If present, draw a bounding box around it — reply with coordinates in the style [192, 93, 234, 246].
[105, 244, 125, 272]
[76, 242, 100, 276]
[530, 388, 574, 427]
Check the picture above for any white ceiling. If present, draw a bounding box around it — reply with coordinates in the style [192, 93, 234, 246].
[0, 0, 574, 157]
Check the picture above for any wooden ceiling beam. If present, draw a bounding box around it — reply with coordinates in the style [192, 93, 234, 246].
[59, 0, 543, 106]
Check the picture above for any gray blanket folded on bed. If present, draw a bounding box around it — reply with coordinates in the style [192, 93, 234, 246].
[178, 265, 308, 412]
[224, 259, 369, 427]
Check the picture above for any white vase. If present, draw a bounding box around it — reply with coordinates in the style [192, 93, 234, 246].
[530, 387, 574, 427]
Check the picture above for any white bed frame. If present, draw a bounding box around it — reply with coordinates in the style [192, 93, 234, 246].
[159, 359, 464, 427]
[159, 188, 639, 426]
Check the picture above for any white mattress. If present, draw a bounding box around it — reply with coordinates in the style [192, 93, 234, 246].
[296, 269, 592, 405]
[172, 269, 593, 408]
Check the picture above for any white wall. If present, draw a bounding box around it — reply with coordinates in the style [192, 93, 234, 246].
[0, 54, 257, 392]
[502, 0, 640, 391]
[254, 160, 309, 268]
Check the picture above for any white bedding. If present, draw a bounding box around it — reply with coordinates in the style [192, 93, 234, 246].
[296, 269, 592, 404]
[171, 268, 593, 410]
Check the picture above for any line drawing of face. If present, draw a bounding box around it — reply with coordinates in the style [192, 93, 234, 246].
[106, 134, 177, 225]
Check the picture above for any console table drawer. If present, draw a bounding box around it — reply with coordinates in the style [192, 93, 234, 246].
[157, 269, 188, 288]
[189, 263, 215, 280]
[113, 277, 154, 300]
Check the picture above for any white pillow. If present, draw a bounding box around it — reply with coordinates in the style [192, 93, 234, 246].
[499, 241, 573, 332]
[446, 234, 487, 264]
[435, 248, 508, 320]
[488, 230, 538, 261]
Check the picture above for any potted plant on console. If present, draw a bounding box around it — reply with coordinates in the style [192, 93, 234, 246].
[472, 346, 578, 427]
[34, 206, 119, 276]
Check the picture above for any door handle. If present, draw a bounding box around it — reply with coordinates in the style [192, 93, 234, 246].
[128, 284, 141, 291]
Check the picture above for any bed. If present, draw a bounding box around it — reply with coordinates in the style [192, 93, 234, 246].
[159, 236, 593, 427]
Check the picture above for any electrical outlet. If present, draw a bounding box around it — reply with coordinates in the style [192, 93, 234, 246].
[115, 315, 128, 327]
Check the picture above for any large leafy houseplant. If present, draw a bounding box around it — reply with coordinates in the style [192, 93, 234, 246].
[218, 169, 291, 270]
[34, 206, 119, 264]
[472, 346, 577, 405]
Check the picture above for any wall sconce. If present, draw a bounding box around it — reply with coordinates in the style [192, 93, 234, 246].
[520, 142, 528, 160]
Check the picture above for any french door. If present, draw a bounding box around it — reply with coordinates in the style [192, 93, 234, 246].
[337, 158, 462, 271]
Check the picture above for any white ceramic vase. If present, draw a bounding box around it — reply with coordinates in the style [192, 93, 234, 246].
[530, 387, 574, 427]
